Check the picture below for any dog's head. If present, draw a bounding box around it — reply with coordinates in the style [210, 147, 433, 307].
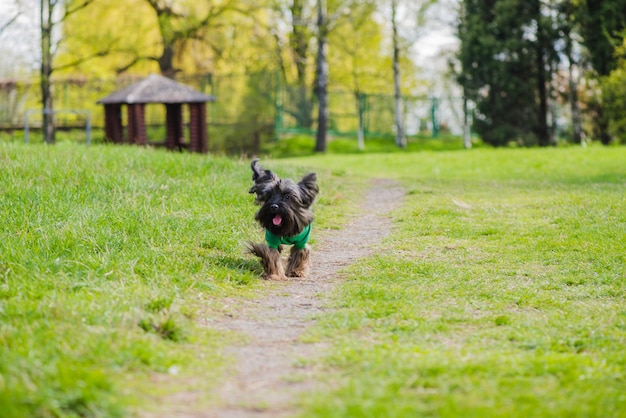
[249, 158, 319, 238]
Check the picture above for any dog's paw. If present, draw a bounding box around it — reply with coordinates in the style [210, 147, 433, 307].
[286, 269, 306, 278]
[264, 273, 287, 281]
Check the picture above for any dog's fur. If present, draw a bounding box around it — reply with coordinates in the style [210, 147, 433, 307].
[247, 159, 319, 280]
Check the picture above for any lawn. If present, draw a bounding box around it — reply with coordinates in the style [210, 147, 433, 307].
[287, 145, 626, 417]
[1, 140, 624, 417]
[0, 142, 354, 417]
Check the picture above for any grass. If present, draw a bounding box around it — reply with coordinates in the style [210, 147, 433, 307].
[262, 133, 478, 157]
[290, 145, 626, 417]
[1, 139, 624, 417]
[0, 142, 355, 417]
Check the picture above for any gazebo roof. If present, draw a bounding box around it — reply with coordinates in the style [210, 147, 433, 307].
[97, 73, 216, 105]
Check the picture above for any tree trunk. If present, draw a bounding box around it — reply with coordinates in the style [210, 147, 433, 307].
[391, 0, 405, 148]
[534, 6, 550, 146]
[158, 43, 176, 78]
[314, 0, 328, 153]
[565, 34, 583, 146]
[40, 0, 55, 144]
[149, 2, 180, 78]
[463, 94, 472, 149]
[535, 53, 549, 146]
[290, 0, 313, 129]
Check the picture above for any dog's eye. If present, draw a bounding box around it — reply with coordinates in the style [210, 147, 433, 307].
[283, 194, 290, 200]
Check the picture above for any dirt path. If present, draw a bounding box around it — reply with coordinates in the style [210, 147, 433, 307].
[146, 179, 404, 418]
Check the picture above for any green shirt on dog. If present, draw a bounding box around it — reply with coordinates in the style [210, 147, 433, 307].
[265, 223, 312, 250]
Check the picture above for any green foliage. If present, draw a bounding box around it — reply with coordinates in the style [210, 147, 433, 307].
[220, 72, 277, 154]
[59, 0, 160, 77]
[602, 39, 626, 144]
[329, 1, 424, 95]
[570, 0, 626, 145]
[298, 146, 626, 417]
[457, 0, 555, 146]
[573, 0, 626, 77]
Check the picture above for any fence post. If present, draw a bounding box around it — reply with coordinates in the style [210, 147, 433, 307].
[431, 97, 439, 138]
[23, 109, 91, 144]
[24, 109, 31, 143]
[356, 92, 365, 150]
[85, 111, 92, 145]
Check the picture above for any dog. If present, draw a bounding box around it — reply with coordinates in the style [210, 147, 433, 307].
[247, 159, 319, 280]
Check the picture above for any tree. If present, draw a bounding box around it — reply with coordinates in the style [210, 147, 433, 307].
[314, 0, 329, 152]
[573, 0, 626, 77]
[391, 0, 405, 148]
[0, 2, 22, 36]
[314, 0, 420, 153]
[386, 0, 435, 148]
[556, 0, 583, 145]
[312, 0, 351, 153]
[40, 0, 54, 143]
[457, 0, 560, 146]
[331, 0, 379, 150]
[143, 0, 257, 77]
[572, 0, 626, 144]
[602, 38, 626, 143]
[59, 0, 265, 77]
[280, 0, 315, 129]
[40, 0, 95, 144]
[268, 0, 316, 129]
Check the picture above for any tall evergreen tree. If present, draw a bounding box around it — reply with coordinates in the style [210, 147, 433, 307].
[457, 0, 558, 146]
[574, 0, 626, 77]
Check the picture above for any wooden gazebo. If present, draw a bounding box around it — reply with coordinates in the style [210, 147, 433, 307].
[97, 74, 216, 153]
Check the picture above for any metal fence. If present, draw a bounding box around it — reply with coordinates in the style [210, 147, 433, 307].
[276, 88, 466, 138]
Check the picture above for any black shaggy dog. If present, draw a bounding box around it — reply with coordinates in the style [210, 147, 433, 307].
[248, 159, 319, 280]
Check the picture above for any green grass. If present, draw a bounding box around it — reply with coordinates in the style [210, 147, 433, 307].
[262, 134, 476, 157]
[291, 145, 626, 417]
[1, 139, 625, 417]
[0, 142, 354, 417]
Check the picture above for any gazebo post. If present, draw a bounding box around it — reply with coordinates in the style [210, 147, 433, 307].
[166, 104, 184, 151]
[199, 103, 208, 153]
[189, 103, 208, 153]
[104, 104, 123, 143]
[127, 105, 135, 144]
[127, 104, 147, 145]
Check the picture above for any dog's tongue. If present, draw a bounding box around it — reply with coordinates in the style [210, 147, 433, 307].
[272, 215, 282, 226]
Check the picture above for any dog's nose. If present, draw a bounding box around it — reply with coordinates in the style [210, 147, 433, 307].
[270, 204, 279, 211]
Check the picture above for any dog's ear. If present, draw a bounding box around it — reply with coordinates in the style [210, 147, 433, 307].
[250, 158, 264, 183]
[298, 173, 319, 207]
[249, 158, 278, 196]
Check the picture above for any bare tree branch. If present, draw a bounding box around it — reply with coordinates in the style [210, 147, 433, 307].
[0, 10, 21, 36]
[53, 48, 113, 71]
[115, 55, 159, 74]
[64, 0, 97, 19]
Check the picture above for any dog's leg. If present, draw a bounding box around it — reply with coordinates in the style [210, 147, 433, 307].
[286, 246, 310, 278]
[248, 242, 286, 280]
